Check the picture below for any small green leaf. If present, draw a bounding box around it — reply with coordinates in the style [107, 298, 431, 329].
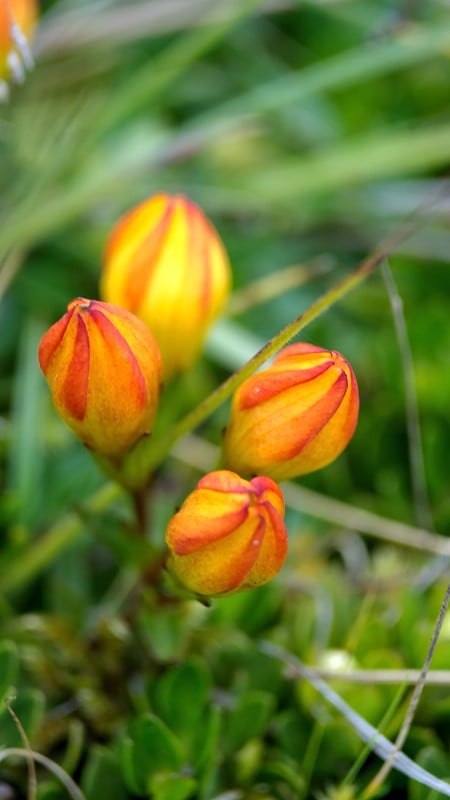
[226, 690, 275, 752]
[120, 713, 183, 795]
[81, 745, 127, 800]
[153, 659, 211, 737]
[192, 705, 222, 774]
[409, 746, 450, 800]
[150, 772, 198, 800]
[36, 781, 68, 800]
[259, 759, 306, 796]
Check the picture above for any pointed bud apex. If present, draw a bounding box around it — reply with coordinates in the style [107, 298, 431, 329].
[165, 470, 287, 597]
[223, 343, 359, 480]
[38, 298, 162, 459]
[100, 193, 232, 380]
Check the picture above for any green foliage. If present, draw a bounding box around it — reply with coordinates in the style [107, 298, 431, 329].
[1, 1, 450, 799]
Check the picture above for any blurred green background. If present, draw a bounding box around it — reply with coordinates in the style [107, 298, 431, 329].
[1, 1, 450, 798]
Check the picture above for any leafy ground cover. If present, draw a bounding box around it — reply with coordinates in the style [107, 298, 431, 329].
[1, 1, 450, 798]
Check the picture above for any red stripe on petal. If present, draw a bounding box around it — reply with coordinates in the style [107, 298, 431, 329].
[282, 370, 348, 460]
[185, 199, 213, 314]
[89, 308, 148, 407]
[169, 504, 249, 555]
[122, 198, 175, 311]
[61, 315, 90, 421]
[228, 517, 266, 589]
[238, 362, 334, 410]
[38, 309, 73, 374]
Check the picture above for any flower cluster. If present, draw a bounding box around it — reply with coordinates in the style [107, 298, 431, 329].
[39, 193, 359, 599]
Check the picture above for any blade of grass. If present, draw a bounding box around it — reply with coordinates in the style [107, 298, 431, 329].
[281, 482, 450, 557]
[3, 120, 450, 261]
[260, 641, 450, 797]
[382, 260, 433, 530]
[1, 482, 121, 597]
[2, 23, 450, 258]
[226, 257, 334, 317]
[89, 0, 264, 139]
[171, 22, 450, 153]
[361, 582, 450, 799]
[219, 123, 450, 208]
[7, 316, 47, 528]
[5, 699, 37, 800]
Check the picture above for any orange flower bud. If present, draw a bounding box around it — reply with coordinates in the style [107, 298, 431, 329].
[165, 470, 287, 597]
[0, 0, 38, 78]
[38, 298, 162, 459]
[100, 193, 231, 380]
[223, 343, 359, 480]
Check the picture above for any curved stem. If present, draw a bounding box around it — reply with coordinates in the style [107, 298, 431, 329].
[0, 748, 85, 800]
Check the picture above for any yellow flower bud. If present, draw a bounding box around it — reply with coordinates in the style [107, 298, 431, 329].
[100, 193, 232, 380]
[165, 470, 287, 597]
[223, 343, 359, 480]
[38, 298, 162, 459]
[0, 0, 38, 78]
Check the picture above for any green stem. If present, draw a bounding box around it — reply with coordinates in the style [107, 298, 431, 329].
[2, 483, 121, 597]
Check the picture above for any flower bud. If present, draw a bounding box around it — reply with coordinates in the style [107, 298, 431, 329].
[223, 343, 359, 480]
[100, 193, 232, 381]
[0, 0, 38, 79]
[165, 470, 287, 597]
[38, 298, 162, 459]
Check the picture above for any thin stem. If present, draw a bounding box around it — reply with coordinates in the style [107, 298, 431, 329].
[132, 487, 149, 536]
[260, 641, 450, 798]
[362, 582, 450, 799]
[381, 260, 433, 530]
[281, 482, 450, 557]
[2, 482, 121, 596]
[4, 699, 36, 800]
[0, 249, 24, 303]
[0, 748, 85, 800]
[290, 667, 450, 686]
[226, 256, 333, 316]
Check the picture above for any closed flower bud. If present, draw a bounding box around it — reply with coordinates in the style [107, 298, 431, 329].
[165, 470, 287, 597]
[223, 343, 359, 480]
[0, 0, 38, 78]
[100, 193, 232, 380]
[38, 298, 162, 459]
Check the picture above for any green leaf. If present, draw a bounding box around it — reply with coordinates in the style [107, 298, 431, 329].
[192, 706, 222, 774]
[153, 659, 211, 738]
[409, 746, 450, 800]
[120, 713, 183, 795]
[150, 772, 198, 800]
[81, 745, 127, 800]
[259, 758, 306, 796]
[226, 690, 275, 752]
